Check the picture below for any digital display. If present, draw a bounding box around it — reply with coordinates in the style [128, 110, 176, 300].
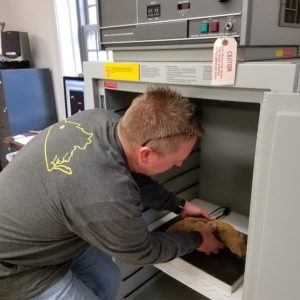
[177, 2, 190, 10]
[147, 4, 161, 18]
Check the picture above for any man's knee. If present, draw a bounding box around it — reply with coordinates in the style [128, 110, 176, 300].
[103, 262, 121, 299]
[71, 246, 121, 299]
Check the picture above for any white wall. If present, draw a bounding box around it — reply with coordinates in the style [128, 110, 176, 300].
[0, 0, 66, 120]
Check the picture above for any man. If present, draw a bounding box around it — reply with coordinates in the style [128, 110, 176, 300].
[0, 86, 223, 299]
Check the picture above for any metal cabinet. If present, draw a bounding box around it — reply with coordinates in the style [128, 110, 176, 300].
[0, 68, 57, 169]
[82, 60, 300, 300]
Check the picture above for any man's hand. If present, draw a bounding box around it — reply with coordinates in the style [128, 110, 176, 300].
[197, 224, 225, 255]
[181, 201, 213, 220]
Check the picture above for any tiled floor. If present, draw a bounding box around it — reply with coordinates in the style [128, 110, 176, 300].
[131, 273, 209, 300]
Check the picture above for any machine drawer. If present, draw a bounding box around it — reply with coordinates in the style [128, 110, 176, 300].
[118, 266, 160, 299]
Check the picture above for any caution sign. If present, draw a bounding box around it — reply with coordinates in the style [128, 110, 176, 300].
[211, 37, 237, 86]
[104, 63, 140, 81]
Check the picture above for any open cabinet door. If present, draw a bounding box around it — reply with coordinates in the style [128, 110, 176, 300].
[244, 92, 300, 300]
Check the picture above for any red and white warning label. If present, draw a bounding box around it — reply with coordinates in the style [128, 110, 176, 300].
[211, 37, 237, 86]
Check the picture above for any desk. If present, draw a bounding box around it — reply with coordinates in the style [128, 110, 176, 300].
[3, 132, 38, 150]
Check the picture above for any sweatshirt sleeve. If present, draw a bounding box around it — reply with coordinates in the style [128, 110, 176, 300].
[60, 169, 202, 266]
[132, 173, 184, 213]
[69, 214, 203, 266]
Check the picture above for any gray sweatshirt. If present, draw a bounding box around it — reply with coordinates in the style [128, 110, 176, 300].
[0, 109, 202, 299]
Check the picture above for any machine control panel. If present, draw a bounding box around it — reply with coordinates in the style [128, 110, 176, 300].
[98, 0, 300, 49]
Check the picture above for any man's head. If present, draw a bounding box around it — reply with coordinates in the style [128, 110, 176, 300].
[118, 85, 204, 175]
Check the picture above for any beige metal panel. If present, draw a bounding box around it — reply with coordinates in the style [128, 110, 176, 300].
[244, 92, 300, 300]
[83, 61, 300, 111]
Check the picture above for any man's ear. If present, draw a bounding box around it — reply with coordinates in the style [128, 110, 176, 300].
[139, 146, 152, 164]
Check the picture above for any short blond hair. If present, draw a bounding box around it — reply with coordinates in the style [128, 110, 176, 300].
[119, 85, 204, 156]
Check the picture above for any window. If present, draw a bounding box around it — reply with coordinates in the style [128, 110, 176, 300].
[55, 0, 112, 77]
[84, 0, 98, 25]
[279, 0, 300, 27]
[79, 0, 113, 62]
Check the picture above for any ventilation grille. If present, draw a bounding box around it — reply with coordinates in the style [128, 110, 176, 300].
[280, 0, 300, 27]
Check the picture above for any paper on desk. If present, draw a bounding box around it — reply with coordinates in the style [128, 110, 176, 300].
[6, 151, 18, 162]
[14, 135, 35, 145]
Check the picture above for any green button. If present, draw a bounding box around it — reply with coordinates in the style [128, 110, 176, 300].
[200, 22, 209, 33]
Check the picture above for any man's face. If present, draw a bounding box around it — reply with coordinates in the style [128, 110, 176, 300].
[142, 136, 197, 175]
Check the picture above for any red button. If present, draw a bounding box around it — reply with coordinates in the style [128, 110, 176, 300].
[209, 21, 219, 32]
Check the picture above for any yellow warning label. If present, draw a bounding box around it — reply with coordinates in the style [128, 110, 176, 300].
[275, 48, 294, 57]
[104, 63, 140, 81]
[275, 49, 284, 57]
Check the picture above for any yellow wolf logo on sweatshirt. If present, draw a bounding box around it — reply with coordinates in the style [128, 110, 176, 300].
[44, 120, 93, 175]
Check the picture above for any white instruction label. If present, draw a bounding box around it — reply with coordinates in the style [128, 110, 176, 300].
[140, 63, 212, 85]
[211, 37, 237, 86]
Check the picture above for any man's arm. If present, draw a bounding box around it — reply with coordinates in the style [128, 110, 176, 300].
[132, 173, 184, 212]
[133, 173, 213, 220]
